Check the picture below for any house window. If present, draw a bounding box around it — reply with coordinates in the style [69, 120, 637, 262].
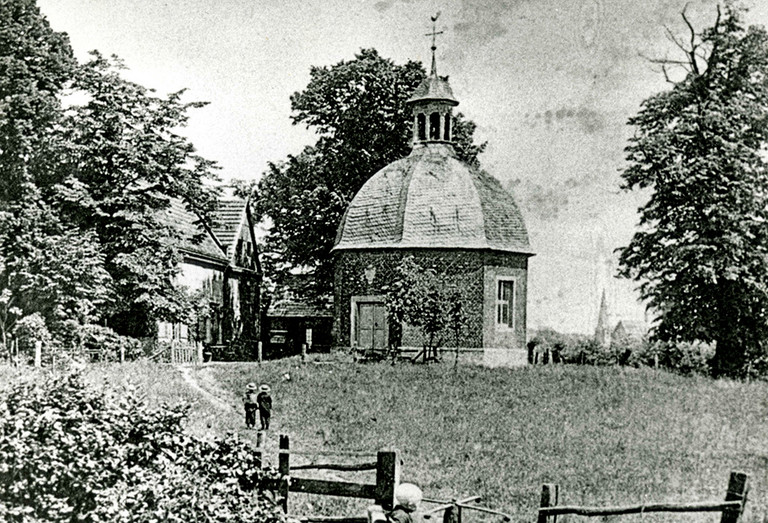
[496, 279, 515, 329]
[444, 114, 451, 141]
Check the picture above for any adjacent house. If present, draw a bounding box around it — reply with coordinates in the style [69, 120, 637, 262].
[157, 195, 261, 360]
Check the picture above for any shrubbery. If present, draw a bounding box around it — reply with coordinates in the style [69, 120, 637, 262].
[0, 369, 287, 522]
[530, 328, 724, 378]
[5, 320, 146, 365]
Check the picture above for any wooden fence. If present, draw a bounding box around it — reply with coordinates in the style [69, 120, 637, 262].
[148, 340, 202, 364]
[169, 340, 201, 364]
[255, 437, 750, 523]
[257, 434, 399, 521]
[537, 471, 749, 523]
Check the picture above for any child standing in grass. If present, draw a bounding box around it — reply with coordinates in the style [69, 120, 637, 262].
[257, 384, 272, 430]
[244, 382, 258, 429]
[387, 483, 422, 523]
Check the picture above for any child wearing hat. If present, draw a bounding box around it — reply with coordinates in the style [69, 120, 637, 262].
[387, 483, 422, 523]
[256, 384, 272, 430]
[243, 382, 259, 429]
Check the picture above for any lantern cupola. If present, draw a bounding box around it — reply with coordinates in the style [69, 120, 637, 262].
[406, 14, 459, 145]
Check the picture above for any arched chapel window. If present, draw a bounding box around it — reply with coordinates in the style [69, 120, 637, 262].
[429, 112, 440, 140]
[417, 113, 426, 141]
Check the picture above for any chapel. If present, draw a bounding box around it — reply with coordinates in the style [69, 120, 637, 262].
[332, 34, 533, 361]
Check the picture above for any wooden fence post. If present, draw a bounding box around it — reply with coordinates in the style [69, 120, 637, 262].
[255, 431, 264, 466]
[538, 484, 558, 523]
[34, 340, 42, 368]
[720, 472, 749, 523]
[375, 450, 400, 510]
[279, 434, 290, 513]
[301, 343, 307, 363]
[258, 341, 263, 363]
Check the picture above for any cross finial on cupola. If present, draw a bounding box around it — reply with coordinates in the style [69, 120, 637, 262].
[406, 13, 459, 146]
[426, 12, 443, 77]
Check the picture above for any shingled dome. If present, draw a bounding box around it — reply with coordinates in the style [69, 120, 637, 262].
[332, 143, 530, 253]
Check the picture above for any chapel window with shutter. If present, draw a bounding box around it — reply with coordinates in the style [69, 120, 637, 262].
[496, 279, 515, 329]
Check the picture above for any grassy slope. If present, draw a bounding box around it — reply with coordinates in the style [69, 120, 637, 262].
[207, 359, 768, 522]
[3, 360, 766, 522]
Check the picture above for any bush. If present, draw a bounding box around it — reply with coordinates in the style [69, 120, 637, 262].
[654, 340, 714, 376]
[0, 369, 287, 522]
[530, 329, 591, 364]
[12, 313, 52, 362]
[55, 321, 144, 362]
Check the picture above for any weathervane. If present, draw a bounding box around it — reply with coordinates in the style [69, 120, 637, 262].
[425, 11, 443, 76]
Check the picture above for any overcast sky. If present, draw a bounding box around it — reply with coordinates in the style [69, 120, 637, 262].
[37, 0, 768, 333]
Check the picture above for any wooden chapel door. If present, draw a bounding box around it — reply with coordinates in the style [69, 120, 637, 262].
[356, 302, 387, 351]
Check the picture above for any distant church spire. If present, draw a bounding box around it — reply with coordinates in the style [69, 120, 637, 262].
[594, 289, 611, 347]
[407, 14, 458, 146]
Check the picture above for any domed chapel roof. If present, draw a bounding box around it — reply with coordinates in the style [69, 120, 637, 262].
[332, 23, 531, 256]
[333, 143, 531, 253]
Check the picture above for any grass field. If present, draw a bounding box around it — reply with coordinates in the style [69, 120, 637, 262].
[3, 358, 767, 522]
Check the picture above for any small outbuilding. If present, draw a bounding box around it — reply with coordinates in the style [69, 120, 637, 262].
[265, 298, 333, 359]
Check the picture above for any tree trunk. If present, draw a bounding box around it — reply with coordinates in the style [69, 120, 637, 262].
[711, 337, 746, 378]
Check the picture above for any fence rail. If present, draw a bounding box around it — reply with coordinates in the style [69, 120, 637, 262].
[256, 437, 750, 523]
[537, 472, 749, 523]
[290, 462, 378, 472]
[539, 500, 743, 517]
[257, 434, 399, 515]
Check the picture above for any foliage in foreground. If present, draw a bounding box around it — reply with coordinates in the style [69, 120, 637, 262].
[619, 4, 768, 377]
[0, 369, 286, 523]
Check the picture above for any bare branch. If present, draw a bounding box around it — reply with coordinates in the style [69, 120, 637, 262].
[638, 51, 692, 81]
[664, 25, 689, 55]
[681, 3, 700, 75]
[705, 4, 722, 75]
[646, 58, 692, 66]
[661, 64, 672, 83]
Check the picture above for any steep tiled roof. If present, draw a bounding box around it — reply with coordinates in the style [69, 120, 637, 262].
[211, 198, 247, 254]
[333, 143, 531, 254]
[165, 199, 227, 261]
[612, 320, 648, 340]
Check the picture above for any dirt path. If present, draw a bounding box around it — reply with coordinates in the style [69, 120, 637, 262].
[175, 364, 347, 479]
[177, 365, 235, 413]
[175, 364, 283, 453]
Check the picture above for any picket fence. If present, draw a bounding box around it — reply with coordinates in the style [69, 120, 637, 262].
[148, 340, 202, 364]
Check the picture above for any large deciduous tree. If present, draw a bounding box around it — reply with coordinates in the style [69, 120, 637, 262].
[51, 53, 220, 337]
[254, 49, 486, 299]
[0, 0, 76, 204]
[0, 0, 220, 343]
[619, 4, 768, 377]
